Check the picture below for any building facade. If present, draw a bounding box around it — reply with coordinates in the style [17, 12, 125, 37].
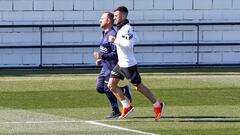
[1, 0, 240, 67]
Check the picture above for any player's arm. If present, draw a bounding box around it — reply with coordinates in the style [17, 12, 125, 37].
[109, 27, 138, 48]
[95, 59, 102, 66]
[93, 44, 117, 61]
[93, 52, 102, 65]
[101, 44, 117, 61]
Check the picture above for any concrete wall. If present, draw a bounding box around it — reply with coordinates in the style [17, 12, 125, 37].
[1, 0, 240, 67]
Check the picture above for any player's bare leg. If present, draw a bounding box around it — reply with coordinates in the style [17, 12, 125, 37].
[108, 78, 135, 119]
[135, 83, 164, 121]
[134, 83, 159, 103]
[108, 78, 125, 101]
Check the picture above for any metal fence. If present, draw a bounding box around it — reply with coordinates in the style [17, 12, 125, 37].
[1, 22, 240, 68]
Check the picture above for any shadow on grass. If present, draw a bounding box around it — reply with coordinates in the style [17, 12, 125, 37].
[129, 116, 240, 122]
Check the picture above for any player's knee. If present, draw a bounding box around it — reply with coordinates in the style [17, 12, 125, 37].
[130, 80, 141, 89]
[96, 87, 105, 94]
[134, 83, 143, 91]
[108, 82, 116, 91]
[107, 83, 113, 91]
[135, 86, 140, 92]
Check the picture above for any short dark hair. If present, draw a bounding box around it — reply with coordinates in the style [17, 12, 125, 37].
[105, 12, 114, 23]
[114, 6, 128, 16]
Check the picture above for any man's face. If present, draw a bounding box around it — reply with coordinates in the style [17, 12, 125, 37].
[114, 11, 123, 25]
[99, 13, 109, 29]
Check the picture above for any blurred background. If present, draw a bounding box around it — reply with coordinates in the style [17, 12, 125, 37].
[1, 0, 240, 68]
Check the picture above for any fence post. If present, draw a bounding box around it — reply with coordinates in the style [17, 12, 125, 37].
[196, 25, 200, 65]
[40, 26, 43, 68]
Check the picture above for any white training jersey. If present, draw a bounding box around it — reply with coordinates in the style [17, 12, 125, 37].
[114, 24, 138, 67]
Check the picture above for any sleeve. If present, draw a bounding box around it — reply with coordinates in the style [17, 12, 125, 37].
[101, 32, 118, 61]
[114, 26, 138, 48]
[101, 43, 117, 60]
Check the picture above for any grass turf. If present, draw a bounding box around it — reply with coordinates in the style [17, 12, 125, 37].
[0, 68, 240, 134]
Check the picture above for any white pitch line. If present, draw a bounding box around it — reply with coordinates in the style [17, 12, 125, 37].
[0, 120, 84, 124]
[85, 121, 159, 135]
[0, 120, 159, 135]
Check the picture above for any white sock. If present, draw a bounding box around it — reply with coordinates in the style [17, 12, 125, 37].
[121, 99, 129, 107]
[153, 100, 160, 107]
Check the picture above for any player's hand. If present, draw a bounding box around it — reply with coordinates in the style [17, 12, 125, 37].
[95, 59, 102, 66]
[93, 52, 102, 59]
[108, 36, 115, 43]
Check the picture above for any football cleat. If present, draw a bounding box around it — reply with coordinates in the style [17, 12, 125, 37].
[118, 104, 135, 120]
[105, 111, 121, 119]
[154, 101, 165, 121]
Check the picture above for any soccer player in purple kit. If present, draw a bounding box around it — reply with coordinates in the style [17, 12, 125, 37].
[94, 12, 132, 118]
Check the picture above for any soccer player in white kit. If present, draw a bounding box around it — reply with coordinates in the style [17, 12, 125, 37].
[108, 6, 165, 121]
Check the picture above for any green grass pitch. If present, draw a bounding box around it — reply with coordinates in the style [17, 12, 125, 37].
[0, 68, 240, 135]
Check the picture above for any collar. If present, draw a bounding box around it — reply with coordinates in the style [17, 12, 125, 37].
[116, 19, 129, 30]
[102, 27, 114, 35]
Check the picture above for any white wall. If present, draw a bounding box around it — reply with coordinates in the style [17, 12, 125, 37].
[1, 0, 240, 67]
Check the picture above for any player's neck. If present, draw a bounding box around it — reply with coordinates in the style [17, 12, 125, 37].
[104, 26, 112, 33]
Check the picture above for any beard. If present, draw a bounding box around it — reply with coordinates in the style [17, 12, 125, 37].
[100, 23, 107, 29]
